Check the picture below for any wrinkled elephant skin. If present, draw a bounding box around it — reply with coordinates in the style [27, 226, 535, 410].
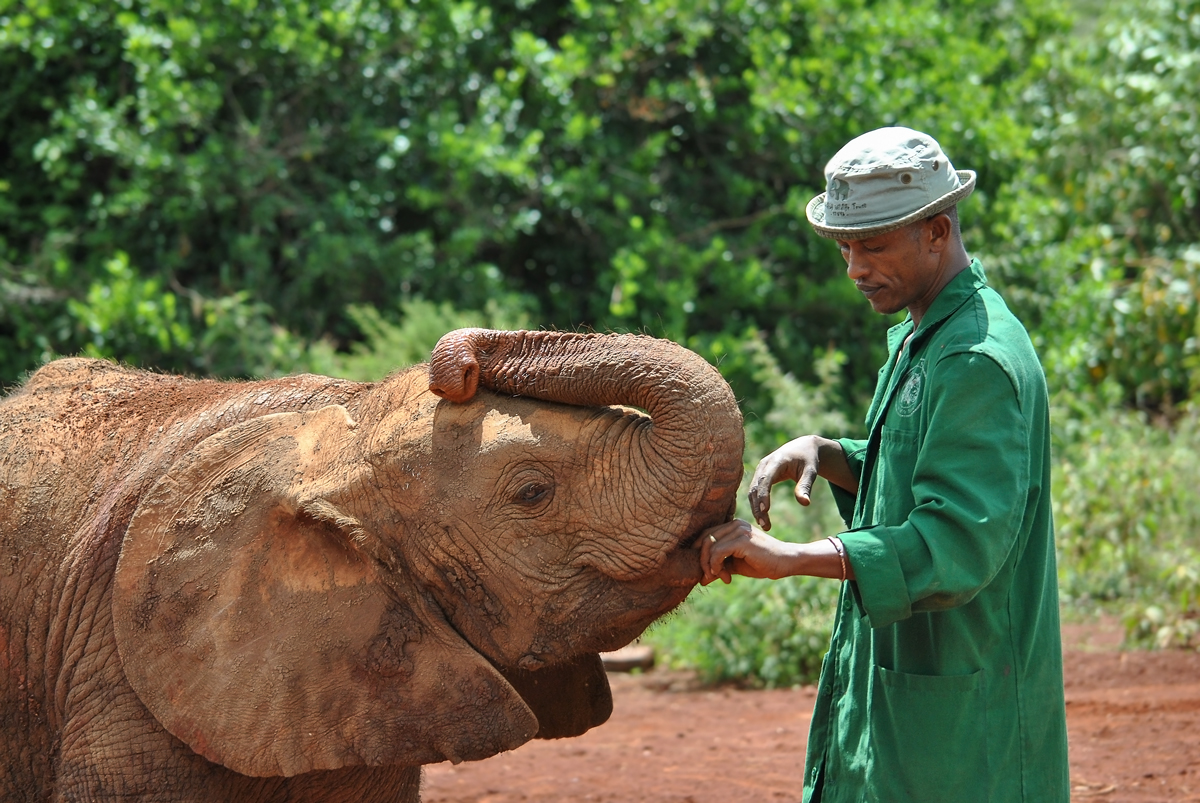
[0, 329, 743, 802]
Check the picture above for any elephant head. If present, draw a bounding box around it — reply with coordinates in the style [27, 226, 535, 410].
[110, 330, 743, 781]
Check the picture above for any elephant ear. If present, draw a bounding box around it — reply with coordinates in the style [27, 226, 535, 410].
[113, 406, 537, 778]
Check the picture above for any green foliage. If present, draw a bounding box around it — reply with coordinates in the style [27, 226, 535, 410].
[68, 251, 190, 362]
[2, 0, 528, 380]
[304, 296, 532, 381]
[1053, 402, 1200, 648]
[993, 0, 1200, 410]
[0, 0, 1069, 421]
[3, 0, 1192, 410]
[648, 572, 838, 688]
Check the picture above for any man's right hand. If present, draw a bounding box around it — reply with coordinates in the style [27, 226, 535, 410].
[696, 518, 854, 585]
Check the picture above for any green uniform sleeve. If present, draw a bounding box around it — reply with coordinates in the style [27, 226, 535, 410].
[841, 353, 1030, 628]
[831, 437, 869, 527]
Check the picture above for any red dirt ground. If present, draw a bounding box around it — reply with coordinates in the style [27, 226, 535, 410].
[423, 619, 1200, 803]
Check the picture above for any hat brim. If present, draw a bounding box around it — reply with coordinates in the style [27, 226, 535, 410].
[806, 170, 976, 240]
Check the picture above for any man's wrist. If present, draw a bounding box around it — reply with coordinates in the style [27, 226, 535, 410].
[827, 536, 848, 581]
[775, 539, 850, 582]
[815, 437, 858, 494]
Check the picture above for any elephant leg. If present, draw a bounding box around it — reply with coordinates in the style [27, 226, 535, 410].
[53, 679, 235, 801]
[56, 703, 421, 803]
[52, 648, 421, 802]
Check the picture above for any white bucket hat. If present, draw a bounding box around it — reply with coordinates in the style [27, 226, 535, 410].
[806, 127, 975, 240]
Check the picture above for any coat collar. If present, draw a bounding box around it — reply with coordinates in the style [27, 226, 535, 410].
[885, 258, 987, 356]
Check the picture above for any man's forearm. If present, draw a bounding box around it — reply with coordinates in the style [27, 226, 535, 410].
[815, 436, 859, 495]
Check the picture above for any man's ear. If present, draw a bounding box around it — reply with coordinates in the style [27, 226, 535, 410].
[925, 212, 954, 252]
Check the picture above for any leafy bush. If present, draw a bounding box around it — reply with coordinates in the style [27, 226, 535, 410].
[304, 296, 532, 382]
[1053, 401, 1200, 648]
[647, 571, 839, 688]
[60, 250, 305, 378]
[993, 0, 1200, 412]
[0, 0, 1068, 426]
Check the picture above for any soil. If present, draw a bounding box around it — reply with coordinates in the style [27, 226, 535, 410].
[423, 618, 1200, 803]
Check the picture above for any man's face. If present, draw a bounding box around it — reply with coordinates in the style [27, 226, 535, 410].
[836, 222, 939, 319]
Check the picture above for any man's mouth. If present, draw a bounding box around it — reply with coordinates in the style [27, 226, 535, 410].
[856, 283, 881, 299]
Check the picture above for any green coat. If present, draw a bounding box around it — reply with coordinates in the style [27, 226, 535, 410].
[804, 260, 1069, 803]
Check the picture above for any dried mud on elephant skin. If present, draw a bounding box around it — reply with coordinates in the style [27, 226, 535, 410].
[0, 329, 745, 801]
[422, 620, 1200, 803]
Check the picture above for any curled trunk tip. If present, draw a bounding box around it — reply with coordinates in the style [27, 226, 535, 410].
[428, 328, 488, 402]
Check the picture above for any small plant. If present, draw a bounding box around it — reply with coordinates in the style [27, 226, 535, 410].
[648, 570, 838, 688]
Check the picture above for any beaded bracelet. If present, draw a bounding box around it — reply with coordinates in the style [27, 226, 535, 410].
[827, 536, 848, 582]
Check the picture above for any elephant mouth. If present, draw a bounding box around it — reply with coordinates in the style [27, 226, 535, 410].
[646, 515, 733, 589]
[662, 542, 706, 588]
[678, 527, 703, 551]
[624, 541, 704, 592]
[493, 653, 614, 740]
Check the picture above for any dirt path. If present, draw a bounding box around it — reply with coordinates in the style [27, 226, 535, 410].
[423, 620, 1200, 802]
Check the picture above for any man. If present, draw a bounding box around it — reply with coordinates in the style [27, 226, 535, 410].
[699, 127, 1070, 802]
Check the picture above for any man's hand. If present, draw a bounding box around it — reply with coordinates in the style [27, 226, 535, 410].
[748, 435, 858, 531]
[696, 519, 802, 585]
[695, 519, 853, 585]
[748, 436, 823, 530]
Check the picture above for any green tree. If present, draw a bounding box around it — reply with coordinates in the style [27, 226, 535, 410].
[995, 0, 1200, 411]
[1, 0, 1068, 416]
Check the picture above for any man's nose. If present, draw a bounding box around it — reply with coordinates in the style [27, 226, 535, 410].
[844, 248, 869, 280]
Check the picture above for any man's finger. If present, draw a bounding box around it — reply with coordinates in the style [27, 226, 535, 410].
[794, 463, 818, 507]
[753, 501, 772, 531]
[703, 533, 719, 579]
[710, 539, 733, 584]
[704, 533, 731, 579]
[702, 528, 737, 582]
[749, 477, 773, 530]
[792, 487, 810, 507]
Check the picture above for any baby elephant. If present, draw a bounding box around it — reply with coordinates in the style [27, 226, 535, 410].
[0, 329, 743, 802]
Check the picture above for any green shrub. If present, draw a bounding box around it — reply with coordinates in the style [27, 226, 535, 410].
[647, 571, 839, 688]
[993, 0, 1200, 412]
[303, 296, 532, 382]
[0, 0, 1067, 426]
[1052, 400, 1200, 648]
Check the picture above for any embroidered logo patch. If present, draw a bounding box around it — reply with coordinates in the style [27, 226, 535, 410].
[828, 177, 851, 201]
[896, 360, 925, 417]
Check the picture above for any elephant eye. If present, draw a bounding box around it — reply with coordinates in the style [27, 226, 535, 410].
[515, 482, 551, 505]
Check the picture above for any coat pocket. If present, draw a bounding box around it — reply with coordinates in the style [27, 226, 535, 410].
[870, 666, 988, 803]
[869, 426, 919, 526]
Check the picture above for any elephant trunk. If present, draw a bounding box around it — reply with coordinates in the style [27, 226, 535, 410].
[427, 329, 744, 577]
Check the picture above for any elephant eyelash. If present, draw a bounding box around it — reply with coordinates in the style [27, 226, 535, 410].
[514, 482, 551, 505]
